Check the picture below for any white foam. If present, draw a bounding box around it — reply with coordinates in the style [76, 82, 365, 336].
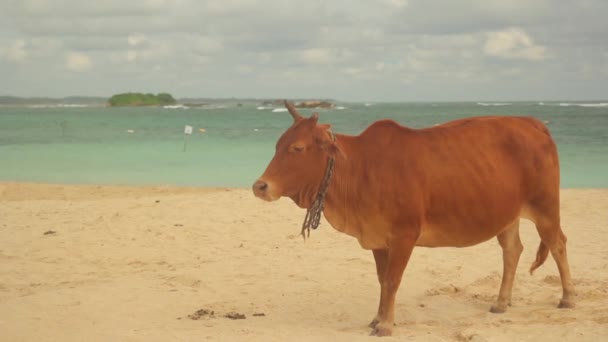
[163, 104, 189, 109]
[577, 103, 608, 107]
[257, 106, 267, 110]
[61, 104, 89, 108]
[27, 104, 89, 108]
[336, 106, 346, 110]
[477, 102, 512, 106]
[272, 108, 288, 113]
[558, 103, 608, 107]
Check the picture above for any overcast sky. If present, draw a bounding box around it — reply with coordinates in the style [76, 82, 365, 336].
[0, 0, 607, 101]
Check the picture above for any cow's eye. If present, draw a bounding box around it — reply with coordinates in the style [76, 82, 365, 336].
[291, 145, 305, 153]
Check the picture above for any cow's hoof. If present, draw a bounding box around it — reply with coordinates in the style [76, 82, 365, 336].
[370, 323, 392, 337]
[558, 299, 575, 309]
[368, 318, 379, 329]
[489, 305, 507, 313]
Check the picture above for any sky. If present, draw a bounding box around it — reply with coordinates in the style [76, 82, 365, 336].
[0, 0, 607, 102]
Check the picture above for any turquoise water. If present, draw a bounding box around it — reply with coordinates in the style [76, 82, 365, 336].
[1, 102, 607, 188]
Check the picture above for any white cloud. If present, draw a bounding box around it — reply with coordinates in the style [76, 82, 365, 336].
[190, 35, 223, 54]
[3, 39, 28, 63]
[126, 50, 137, 62]
[128, 33, 147, 46]
[343, 67, 362, 76]
[484, 28, 546, 61]
[301, 48, 332, 65]
[65, 52, 91, 71]
[381, 0, 408, 8]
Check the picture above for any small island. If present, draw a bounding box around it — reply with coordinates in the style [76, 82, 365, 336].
[295, 100, 335, 109]
[107, 93, 176, 107]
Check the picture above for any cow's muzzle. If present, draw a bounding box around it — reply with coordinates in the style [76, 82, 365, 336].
[252, 179, 276, 201]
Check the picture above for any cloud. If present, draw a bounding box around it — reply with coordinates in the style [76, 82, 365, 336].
[484, 28, 546, 61]
[126, 50, 137, 62]
[2, 39, 28, 63]
[301, 49, 332, 65]
[0, 0, 606, 101]
[65, 52, 91, 71]
[381, 0, 408, 8]
[128, 33, 147, 47]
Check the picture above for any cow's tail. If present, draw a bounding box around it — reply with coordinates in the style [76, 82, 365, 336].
[529, 241, 549, 274]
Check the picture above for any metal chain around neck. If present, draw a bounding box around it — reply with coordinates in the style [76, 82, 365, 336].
[300, 131, 336, 240]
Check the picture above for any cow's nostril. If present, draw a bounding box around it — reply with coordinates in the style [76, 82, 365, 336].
[253, 180, 268, 192]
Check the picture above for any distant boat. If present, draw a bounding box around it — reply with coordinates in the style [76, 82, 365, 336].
[272, 108, 288, 113]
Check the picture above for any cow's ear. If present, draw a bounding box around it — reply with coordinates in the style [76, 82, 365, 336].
[314, 124, 345, 159]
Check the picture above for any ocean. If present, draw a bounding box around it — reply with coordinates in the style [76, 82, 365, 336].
[1, 101, 607, 188]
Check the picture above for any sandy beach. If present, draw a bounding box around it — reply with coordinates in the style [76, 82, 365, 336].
[1, 182, 607, 341]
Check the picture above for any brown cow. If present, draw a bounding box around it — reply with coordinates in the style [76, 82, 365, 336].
[252, 101, 575, 336]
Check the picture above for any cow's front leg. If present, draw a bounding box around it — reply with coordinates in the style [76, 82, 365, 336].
[369, 249, 388, 329]
[370, 231, 417, 337]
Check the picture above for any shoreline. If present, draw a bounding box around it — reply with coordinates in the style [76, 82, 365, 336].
[1, 182, 607, 341]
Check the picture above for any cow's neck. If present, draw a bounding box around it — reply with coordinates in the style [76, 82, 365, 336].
[292, 133, 359, 213]
[322, 134, 359, 214]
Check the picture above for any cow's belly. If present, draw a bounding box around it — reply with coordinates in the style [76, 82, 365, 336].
[325, 206, 522, 250]
[416, 216, 517, 248]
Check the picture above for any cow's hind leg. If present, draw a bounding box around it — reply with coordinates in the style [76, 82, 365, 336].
[533, 216, 576, 308]
[490, 220, 523, 313]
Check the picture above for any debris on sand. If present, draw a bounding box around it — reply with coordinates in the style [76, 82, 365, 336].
[187, 309, 215, 320]
[43, 230, 57, 235]
[224, 312, 246, 320]
[185, 309, 257, 321]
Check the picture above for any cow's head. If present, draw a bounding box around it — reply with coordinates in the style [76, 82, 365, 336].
[253, 101, 342, 208]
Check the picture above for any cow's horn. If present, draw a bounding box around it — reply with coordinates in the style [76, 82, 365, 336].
[284, 100, 302, 121]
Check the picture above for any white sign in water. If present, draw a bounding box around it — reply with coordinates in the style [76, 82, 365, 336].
[184, 125, 193, 135]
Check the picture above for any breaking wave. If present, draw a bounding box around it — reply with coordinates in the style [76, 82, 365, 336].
[558, 103, 608, 108]
[27, 104, 90, 108]
[476, 102, 512, 106]
[163, 104, 189, 109]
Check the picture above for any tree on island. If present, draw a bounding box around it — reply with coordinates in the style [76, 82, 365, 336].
[107, 92, 177, 106]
